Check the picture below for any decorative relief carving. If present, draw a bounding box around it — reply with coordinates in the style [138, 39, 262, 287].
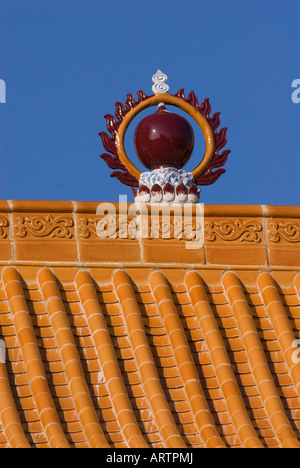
[204, 219, 263, 243]
[77, 217, 99, 238]
[269, 222, 300, 243]
[14, 215, 74, 239]
[0, 216, 9, 239]
[79, 215, 267, 244]
[148, 216, 201, 242]
[78, 216, 138, 240]
[78, 215, 202, 243]
[79, 216, 266, 244]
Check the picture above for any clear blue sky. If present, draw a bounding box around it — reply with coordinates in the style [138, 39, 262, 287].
[0, 0, 299, 206]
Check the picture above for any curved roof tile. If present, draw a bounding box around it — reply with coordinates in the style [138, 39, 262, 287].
[1, 264, 300, 447]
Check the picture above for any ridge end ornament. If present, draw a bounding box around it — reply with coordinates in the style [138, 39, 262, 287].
[99, 71, 230, 204]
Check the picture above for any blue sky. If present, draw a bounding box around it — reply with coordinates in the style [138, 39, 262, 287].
[0, 0, 299, 206]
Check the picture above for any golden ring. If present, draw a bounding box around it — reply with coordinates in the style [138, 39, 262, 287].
[115, 93, 216, 181]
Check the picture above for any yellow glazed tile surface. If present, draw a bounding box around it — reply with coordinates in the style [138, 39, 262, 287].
[0, 202, 299, 447]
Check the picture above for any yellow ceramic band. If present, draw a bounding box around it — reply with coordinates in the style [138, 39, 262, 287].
[115, 93, 216, 181]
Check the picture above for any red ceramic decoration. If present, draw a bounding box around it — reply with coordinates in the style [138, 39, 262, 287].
[99, 86, 230, 187]
[134, 105, 194, 170]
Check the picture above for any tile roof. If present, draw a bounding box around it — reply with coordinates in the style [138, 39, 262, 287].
[0, 202, 300, 448]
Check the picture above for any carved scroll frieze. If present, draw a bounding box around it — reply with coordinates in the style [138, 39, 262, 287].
[269, 221, 300, 243]
[14, 215, 74, 239]
[0, 216, 9, 239]
[204, 219, 263, 243]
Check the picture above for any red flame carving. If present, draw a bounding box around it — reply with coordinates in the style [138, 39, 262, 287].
[174, 89, 230, 185]
[99, 89, 230, 187]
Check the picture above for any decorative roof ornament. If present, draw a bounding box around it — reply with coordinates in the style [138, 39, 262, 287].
[99, 70, 230, 204]
[152, 70, 169, 94]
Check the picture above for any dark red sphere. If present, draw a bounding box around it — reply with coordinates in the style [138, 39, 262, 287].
[134, 105, 194, 170]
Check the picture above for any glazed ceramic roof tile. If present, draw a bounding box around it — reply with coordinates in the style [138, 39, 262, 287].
[0, 202, 300, 447]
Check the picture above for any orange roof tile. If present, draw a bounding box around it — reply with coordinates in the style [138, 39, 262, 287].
[0, 201, 300, 448]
